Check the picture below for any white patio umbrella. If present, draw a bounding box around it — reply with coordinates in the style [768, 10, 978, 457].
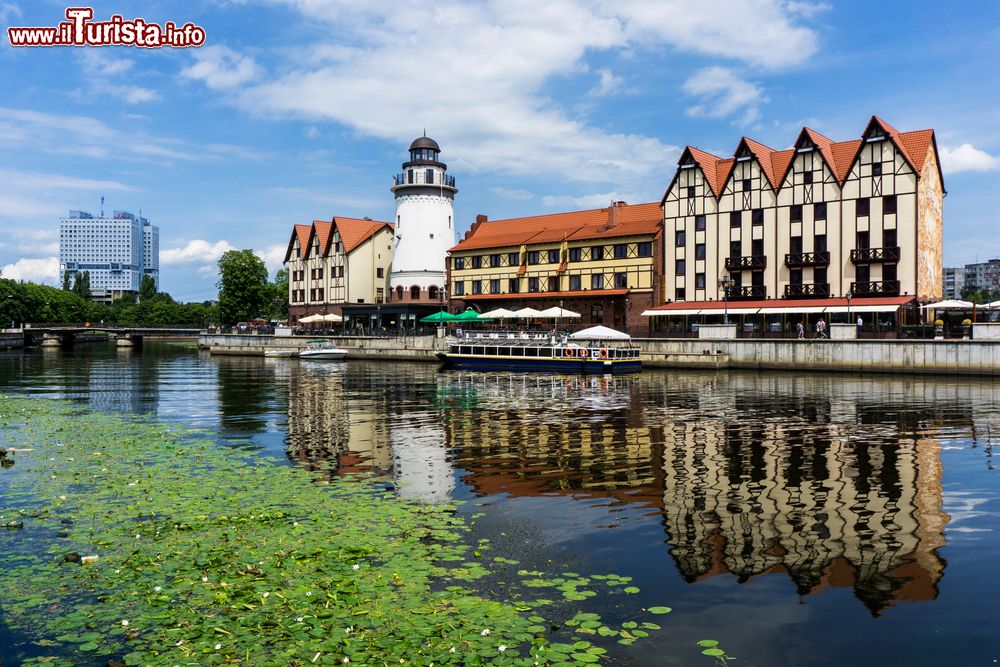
[322, 313, 343, 322]
[299, 314, 324, 323]
[480, 307, 518, 319]
[919, 299, 974, 310]
[569, 325, 631, 341]
[986, 300, 1000, 310]
[512, 307, 546, 318]
[537, 306, 581, 318]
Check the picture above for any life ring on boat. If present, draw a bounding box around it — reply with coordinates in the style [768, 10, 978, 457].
[579, 348, 587, 358]
[599, 348, 608, 359]
[564, 347, 573, 357]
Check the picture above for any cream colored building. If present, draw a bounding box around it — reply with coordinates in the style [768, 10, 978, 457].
[284, 216, 394, 324]
[653, 116, 942, 323]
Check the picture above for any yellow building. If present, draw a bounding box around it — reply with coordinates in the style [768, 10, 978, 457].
[284, 216, 394, 326]
[448, 201, 662, 331]
[647, 116, 943, 330]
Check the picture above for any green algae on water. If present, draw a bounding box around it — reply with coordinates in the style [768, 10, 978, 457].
[0, 396, 677, 666]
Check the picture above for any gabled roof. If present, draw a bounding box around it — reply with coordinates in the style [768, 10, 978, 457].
[333, 216, 393, 254]
[738, 137, 783, 190]
[283, 224, 313, 263]
[830, 139, 862, 182]
[313, 220, 335, 256]
[450, 202, 661, 253]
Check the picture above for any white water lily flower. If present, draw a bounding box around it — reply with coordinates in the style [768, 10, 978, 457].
[115, 569, 121, 575]
[342, 658, 349, 664]
[202, 576, 209, 582]
[262, 591, 269, 598]
[480, 629, 491, 636]
[296, 616, 304, 623]
[498, 645, 507, 653]
[154, 586, 162, 592]
[352, 563, 360, 571]
[305, 591, 312, 596]
[121, 620, 129, 627]
[449, 647, 456, 654]
[345, 626, 353, 634]
[214, 643, 221, 650]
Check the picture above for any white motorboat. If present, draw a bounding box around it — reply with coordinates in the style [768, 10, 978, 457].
[264, 349, 297, 358]
[298, 339, 348, 361]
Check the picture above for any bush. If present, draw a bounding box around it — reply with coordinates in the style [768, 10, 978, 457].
[934, 319, 944, 327]
[962, 319, 972, 327]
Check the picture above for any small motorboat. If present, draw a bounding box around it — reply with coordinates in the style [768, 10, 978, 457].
[264, 349, 297, 358]
[298, 339, 349, 361]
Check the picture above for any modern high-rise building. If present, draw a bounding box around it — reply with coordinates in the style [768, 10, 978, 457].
[59, 209, 159, 303]
[943, 267, 966, 299]
[962, 258, 1000, 294]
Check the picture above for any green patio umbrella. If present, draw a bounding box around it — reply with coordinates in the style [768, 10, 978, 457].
[419, 311, 457, 323]
[453, 309, 492, 322]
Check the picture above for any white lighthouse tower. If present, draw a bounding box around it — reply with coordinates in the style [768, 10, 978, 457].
[390, 135, 457, 305]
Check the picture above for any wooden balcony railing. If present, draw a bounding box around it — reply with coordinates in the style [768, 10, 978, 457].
[784, 283, 831, 298]
[723, 285, 767, 300]
[784, 251, 831, 268]
[850, 280, 901, 296]
[724, 255, 767, 271]
[850, 246, 900, 264]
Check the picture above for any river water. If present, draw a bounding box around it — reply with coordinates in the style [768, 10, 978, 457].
[1, 341, 997, 666]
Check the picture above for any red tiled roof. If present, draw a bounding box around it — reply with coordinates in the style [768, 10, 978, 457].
[645, 296, 914, 313]
[830, 139, 862, 182]
[740, 137, 782, 189]
[283, 224, 313, 263]
[313, 220, 334, 256]
[450, 202, 661, 253]
[462, 289, 632, 301]
[769, 149, 795, 189]
[333, 216, 393, 254]
[897, 129, 935, 173]
[686, 147, 731, 197]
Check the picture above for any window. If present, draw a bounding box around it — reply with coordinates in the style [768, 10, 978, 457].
[883, 195, 897, 215]
[569, 275, 581, 291]
[675, 230, 686, 247]
[453, 281, 465, 296]
[490, 278, 500, 294]
[508, 252, 519, 266]
[407, 169, 414, 184]
[614, 244, 628, 259]
[490, 254, 501, 267]
[790, 204, 803, 222]
[454, 257, 465, 270]
[803, 171, 813, 184]
[856, 265, 870, 283]
[338, 266, 345, 278]
[730, 211, 741, 228]
[872, 162, 882, 176]
[695, 243, 706, 260]
[591, 304, 603, 323]
[675, 259, 686, 275]
[883, 263, 897, 282]
[411, 286, 421, 299]
[590, 246, 604, 260]
[730, 240, 742, 259]
[548, 249, 560, 264]
[751, 271, 764, 287]
[814, 234, 827, 252]
[752, 209, 764, 226]
[752, 239, 764, 257]
[471, 280, 482, 295]
[614, 272, 628, 288]
[742, 178, 751, 192]
[569, 247, 582, 262]
[527, 251, 540, 265]
[883, 229, 897, 248]
[637, 241, 653, 257]
[856, 231, 870, 249]
[428, 286, 439, 300]
[591, 273, 603, 289]
[687, 186, 695, 198]
[814, 202, 827, 220]
[695, 214, 706, 231]
[790, 268, 802, 285]
[471, 255, 482, 269]
[675, 287, 686, 300]
[376, 288, 384, 304]
[814, 267, 827, 284]
[376, 267, 384, 278]
[695, 273, 706, 289]
[857, 198, 870, 216]
[528, 277, 540, 292]
[508, 278, 520, 293]
[790, 236, 803, 254]
[548, 276, 559, 292]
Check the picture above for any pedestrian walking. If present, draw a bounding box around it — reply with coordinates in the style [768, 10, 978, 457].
[816, 318, 827, 339]
[857, 315, 863, 336]
[796, 321, 805, 339]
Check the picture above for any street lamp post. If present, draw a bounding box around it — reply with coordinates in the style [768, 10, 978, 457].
[718, 273, 733, 325]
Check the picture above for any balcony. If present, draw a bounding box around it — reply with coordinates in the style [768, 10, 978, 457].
[850, 280, 901, 296]
[784, 283, 830, 298]
[724, 285, 767, 300]
[850, 246, 900, 264]
[724, 255, 767, 271]
[784, 251, 830, 268]
[392, 172, 457, 188]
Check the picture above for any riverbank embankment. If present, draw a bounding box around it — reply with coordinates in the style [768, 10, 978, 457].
[199, 332, 1000, 376]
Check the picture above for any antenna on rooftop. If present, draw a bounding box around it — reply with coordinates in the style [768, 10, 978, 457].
[100, 195, 105, 218]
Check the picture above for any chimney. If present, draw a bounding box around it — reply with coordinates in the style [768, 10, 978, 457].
[465, 214, 488, 240]
[605, 201, 625, 230]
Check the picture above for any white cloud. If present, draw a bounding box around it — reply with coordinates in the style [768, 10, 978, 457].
[0, 2, 22, 25]
[305, 125, 320, 139]
[939, 144, 1000, 174]
[489, 186, 535, 201]
[1, 256, 59, 285]
[683, 66, 766, 125]
[161, 239, 235, 265]
[590, 68, 623, 97]
[77, 50, 159, 104]
[257, 243, 289, 273]
[540, 191, 646, 210]
[180, 46, 260, 89]
[0, 169, 135, 193]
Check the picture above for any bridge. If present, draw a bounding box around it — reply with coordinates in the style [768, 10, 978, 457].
[21, 326, 202, 349]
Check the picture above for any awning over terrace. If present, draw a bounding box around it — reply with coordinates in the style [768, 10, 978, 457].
[641, 295, 914, 317]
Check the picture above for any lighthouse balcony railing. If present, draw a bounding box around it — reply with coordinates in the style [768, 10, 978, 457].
[393, 173, 456, 188]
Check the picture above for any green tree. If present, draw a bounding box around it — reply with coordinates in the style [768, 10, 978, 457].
[216, 250, 269, 326]
[62, 270, 72, 291]
[269, 267, 289, 320]
[72, 271, 91, 300]
[139, 274, 157, 302]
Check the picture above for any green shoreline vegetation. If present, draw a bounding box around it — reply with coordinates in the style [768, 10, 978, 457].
[0, 396, 690, 666]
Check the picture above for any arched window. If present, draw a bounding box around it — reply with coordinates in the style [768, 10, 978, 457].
[428, 286, 439, 300]
[410, 285, 421, 300]
[395, 286, 404, 301]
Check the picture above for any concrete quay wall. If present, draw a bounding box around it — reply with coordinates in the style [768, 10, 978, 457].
[637, 338, 1000, 376]
[1, 332, 24, 350]
[201, 334, 447, 361]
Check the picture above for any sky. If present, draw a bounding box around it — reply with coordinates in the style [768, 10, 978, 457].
[1, 0, 998, 302]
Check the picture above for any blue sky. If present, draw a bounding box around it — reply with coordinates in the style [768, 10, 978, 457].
[1, 0, 998, 301]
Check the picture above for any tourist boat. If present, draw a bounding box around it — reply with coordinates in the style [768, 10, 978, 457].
[435, 325, 641, 375]
[298, 339, 349, 361]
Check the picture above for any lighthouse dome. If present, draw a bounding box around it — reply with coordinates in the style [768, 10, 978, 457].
[409, 136, 440, 152]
